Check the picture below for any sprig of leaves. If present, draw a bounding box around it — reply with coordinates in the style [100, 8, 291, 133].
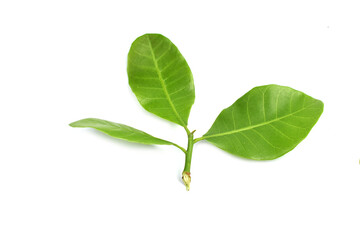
[70, 34, 324, 191]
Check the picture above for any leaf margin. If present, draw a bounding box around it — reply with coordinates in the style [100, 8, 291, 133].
[127, 33, 195, 129]
[196, 84, 324, 160]
[69, 118, 186, 152]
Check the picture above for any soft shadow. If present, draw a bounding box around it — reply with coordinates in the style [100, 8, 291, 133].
[90, 129, 156, 150]
[177, 171, 184, 185]
[195, 140, 284, 163]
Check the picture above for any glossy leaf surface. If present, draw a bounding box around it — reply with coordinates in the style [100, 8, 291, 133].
[127, 34, 195, 126]
[202, 85, 324, 160]
[70, 118, 172, 145]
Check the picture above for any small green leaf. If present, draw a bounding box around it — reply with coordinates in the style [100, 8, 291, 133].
[201, 84, 324, 160]
[127, 34, 195, 127]
[70, 118, 173, 145]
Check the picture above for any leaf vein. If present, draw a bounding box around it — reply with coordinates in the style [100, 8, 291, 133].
[203, 102, 318, 139]
[147, 35, 186, 126]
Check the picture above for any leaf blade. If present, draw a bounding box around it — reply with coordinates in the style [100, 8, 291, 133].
[69, 118, 173, 145]
[202, 84, 324, 160]
[127, 34, 195, 126]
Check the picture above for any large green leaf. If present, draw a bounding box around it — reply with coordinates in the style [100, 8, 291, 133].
[201, 84, 324, 160]
[69, 118, 173, 145]
[127, 34, 195, 127]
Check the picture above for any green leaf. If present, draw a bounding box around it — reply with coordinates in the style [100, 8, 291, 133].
[127, 34, 195, 127]
[201, 84, 324, 160]
[69, 118, 173, 145]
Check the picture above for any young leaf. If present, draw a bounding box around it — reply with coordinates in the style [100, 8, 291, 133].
[70, 118, 174, 146]
[200, 84, 323, 160]
[127, 34, 195, 127]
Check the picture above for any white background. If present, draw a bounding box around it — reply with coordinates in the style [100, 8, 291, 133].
[1, 0, 359, 239]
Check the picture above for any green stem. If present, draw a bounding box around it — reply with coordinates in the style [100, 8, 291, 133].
[184, 132, 194, 172]
[182, 130, 194, 191]
[184, 125, 191, 135]
[193, 137, 204, 143]
[171, 143, 186, 154]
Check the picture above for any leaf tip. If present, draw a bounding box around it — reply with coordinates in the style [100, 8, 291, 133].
[69, 120, 81, 128]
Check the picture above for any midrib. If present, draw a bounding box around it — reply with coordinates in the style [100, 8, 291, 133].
[147, 36, 185, 126]
[203, 105, 316, 139]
